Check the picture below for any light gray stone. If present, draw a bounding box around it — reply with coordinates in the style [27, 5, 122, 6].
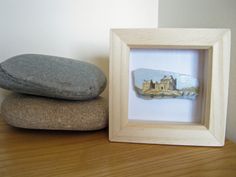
[0, 54, 106, 100]
[1, 93, 108, 131]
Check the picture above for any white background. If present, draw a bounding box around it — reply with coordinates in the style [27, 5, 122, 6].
[0, 0, 158, 106]
[159, 0, 236, 142]
[129, 49, 204, 123]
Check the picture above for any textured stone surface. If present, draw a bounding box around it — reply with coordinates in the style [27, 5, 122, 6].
[0, 54, 107, 100]
[1, 93, 108, 131]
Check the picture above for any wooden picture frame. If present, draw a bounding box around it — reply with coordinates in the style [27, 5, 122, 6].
[109, 28, 231, 146]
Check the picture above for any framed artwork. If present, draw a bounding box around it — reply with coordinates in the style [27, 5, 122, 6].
[109, 28, 231, 146]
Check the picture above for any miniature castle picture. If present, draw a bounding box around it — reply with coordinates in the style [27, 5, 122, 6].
[142, 75, 177, 92]
[133, 68, 199, 100]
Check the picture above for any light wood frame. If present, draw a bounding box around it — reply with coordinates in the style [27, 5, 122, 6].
[109, 28, 231, 146]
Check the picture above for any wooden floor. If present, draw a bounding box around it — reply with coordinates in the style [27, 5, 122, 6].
[0, 116, 236, 177]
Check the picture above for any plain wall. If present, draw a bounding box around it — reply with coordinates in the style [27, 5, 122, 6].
[0, 0, 158, 105]
[159, 0, 236, 142]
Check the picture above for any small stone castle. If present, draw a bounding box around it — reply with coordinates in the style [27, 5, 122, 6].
[142, 75, 177, 92]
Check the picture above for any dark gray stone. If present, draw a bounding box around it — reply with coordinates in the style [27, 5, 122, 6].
[0, 54, 106, 100]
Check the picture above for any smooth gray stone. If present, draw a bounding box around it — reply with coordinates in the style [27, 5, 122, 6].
[0, 54, 106, 100]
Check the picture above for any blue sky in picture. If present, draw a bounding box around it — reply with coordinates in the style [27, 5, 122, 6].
[132, 68, 199, 89]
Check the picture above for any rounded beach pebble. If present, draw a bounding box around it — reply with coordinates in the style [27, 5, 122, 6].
[0, 54, 107, 100]
[1, 94, 108, 131]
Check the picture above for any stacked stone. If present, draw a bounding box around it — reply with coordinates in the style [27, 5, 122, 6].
[0, 54, 108, 131]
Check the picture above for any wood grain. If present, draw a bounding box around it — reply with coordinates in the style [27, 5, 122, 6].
[0, 117, 236, 177]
